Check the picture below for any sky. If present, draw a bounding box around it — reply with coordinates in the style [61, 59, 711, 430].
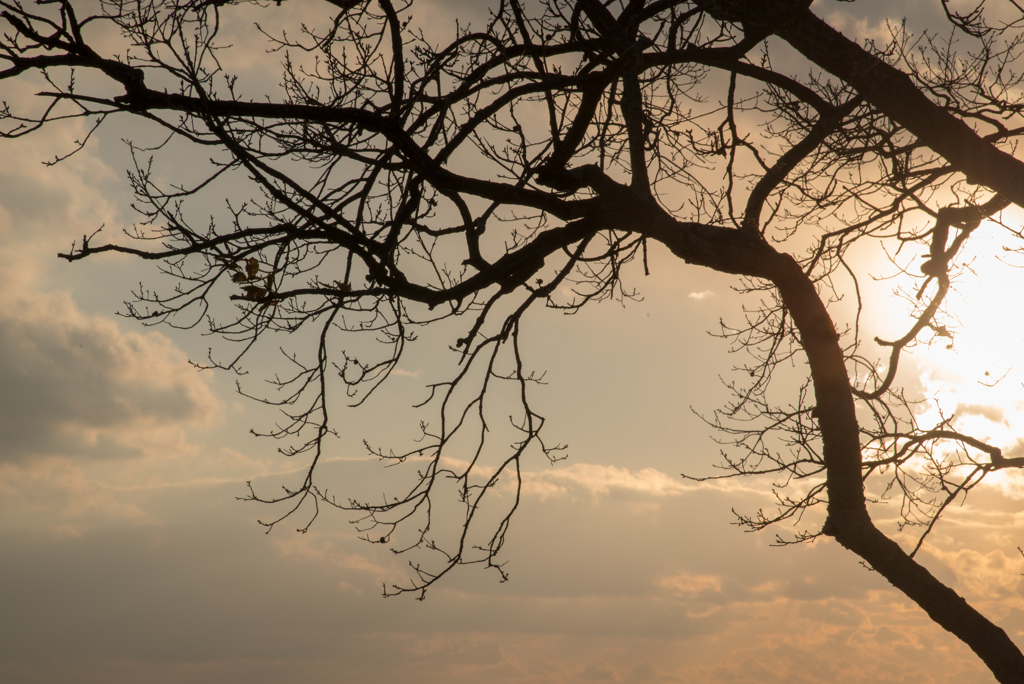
[3, 0, 1024, 682]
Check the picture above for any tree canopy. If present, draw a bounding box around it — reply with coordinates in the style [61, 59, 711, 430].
[4, 0, 1024, 679]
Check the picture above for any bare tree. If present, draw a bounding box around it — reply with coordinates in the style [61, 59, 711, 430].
[4, 0, 1024, 678]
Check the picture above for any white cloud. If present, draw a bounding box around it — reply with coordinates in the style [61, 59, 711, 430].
[923, 545, 1024, 605]
[658, 573, 723, 597]
[523, 463, 694, 501]
[272, 534, 395, 586]
[956, 403, 1006, 424]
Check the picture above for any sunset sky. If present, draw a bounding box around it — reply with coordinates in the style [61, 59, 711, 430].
[3, 1, 1024, 682]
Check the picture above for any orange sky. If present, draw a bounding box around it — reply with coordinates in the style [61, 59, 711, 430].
[1, 1, 1023, 682]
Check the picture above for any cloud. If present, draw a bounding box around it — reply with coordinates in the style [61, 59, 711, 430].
[922, 545, 1024, 604]
[0, 289, 218, 463]
[523, 463, 693, 501]
[0, 459, 155, 534]
[0, 118, 123, 290]
[0, 106, 218, 466]
[659, 573, 723, 597]
[272, 534, 395, 589]
[627, 661, 658, 682]
[577, 660, 617, 680]
[688, 290, 714, 300]
[404, 635, 504, 666]
[818, 0, 949, 43]
[956, 403, 1005, 423]
[0, 475, 997, 684]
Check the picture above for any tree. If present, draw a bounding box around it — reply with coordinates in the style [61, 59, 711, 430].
[3, 0, 1024, 678]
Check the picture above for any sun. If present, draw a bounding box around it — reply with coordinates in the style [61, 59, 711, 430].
[931, 218, 1024, 385]
[890, 214, 1024, 492]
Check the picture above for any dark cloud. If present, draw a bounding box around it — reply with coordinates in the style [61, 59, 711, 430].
[0, 291, 216, 462]
[0, 476, 998, 684]
[627, 661, 658, 682]
[577, 660, 617, 680]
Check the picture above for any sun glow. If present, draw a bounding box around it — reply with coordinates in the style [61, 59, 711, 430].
[880, 216, 1024, 496]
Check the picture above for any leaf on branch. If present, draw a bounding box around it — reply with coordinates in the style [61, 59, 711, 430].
[245, 257, 260, 279]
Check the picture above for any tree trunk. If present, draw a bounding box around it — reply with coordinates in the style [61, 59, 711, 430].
[765, 249, 1024, 684]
